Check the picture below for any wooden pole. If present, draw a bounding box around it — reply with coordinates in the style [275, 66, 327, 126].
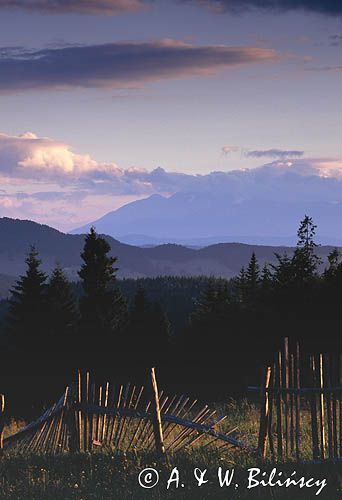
[290, 353, 295, 455]
[295, 342, 301, 460]
[267, 363, 275, 460]
[318, 354, 326, 460]
[258, 366, 271, 460]
[150, 367, 165, 455]
[310, 355, 320, 460]
[324, 355, 333, 459]
[276, 350, 283, 459]
[0, 394, 5, 451]
[339, 354, 342, 458]
[284, 337, 290, 458]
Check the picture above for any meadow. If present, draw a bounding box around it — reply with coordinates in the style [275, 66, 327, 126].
[0, 400, 341, 499]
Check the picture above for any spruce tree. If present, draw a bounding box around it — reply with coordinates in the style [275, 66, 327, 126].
[324, 248, 340, 280]
[46, 264, 78, 344]
[78, 228, 127, 346]
[236, 266, 247, 303]
[7, 246, 47, 350]
[245, 252, 260, 302]
[261, 263, 273, 290]
[292, 215, 321, 283]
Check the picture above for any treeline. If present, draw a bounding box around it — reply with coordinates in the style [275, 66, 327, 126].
[1, 215, 342, 388]
[187, 215, 342, 365]
[1, 229, 174, 359]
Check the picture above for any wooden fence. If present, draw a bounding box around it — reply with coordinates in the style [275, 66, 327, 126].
[1, 368, 246, 455]
[252, 338, 342, 462]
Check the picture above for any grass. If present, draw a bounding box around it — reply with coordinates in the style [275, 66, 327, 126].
[0, 400, 341, 499]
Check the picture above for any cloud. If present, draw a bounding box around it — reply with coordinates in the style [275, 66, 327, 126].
[0, 131, 196, 196]
[1, 130, 342, 231]
[306, 65, 342, 72]
[187, 1, 342, 15]
[0, 131, 121, 181]
[221, 145, 240, 155]
[0, 40, 277, 93]
[329, 35, 342, 46]
[2, 0, 342, 16]
[0, 0, 147, 15]
[246, 148, 304, 159]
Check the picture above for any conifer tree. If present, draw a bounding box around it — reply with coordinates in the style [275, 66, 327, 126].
[272, 252, 294, 288]
[245, 252, 260, 302]
[190, 279, 229, 329]
[46, 264, 78, 343]
[261, 263, 273, 290]
[324, 248, 340, 280]
[7, 246, 47, 350]
[236, 266, 247, 302]
[292, 215, 321, 283]
[78, 228, 127, 345]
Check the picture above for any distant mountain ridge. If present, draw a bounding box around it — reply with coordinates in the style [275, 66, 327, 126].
[71, 189, 342, 246]
[0, 217, 338, 297]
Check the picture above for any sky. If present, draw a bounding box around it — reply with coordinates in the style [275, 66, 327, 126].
[0, 0, 341, 231]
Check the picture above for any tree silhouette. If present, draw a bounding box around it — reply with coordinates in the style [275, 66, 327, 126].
[7, 246, 47, 351]
[245, 252, 260, 303]
[78, 227, 127, 349]
[46, 264, 78, 346]
[292, 215, 321, 283]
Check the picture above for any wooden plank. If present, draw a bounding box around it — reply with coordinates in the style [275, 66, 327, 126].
[332, 354, 338, 458]
[295, 342, 301, 460]
[276, 350, 283, 459]
[284, 337, 289, 458]
[258, 366, 271, 460]
[267, 363, 275, 460]
[340, 355, 342, 458]
[290, 353, 295, 455]
[150, 368, 165, 455]
[0, 394, 4, 451]
[324, 355, 333, 459]
[310, 355, 320, 460]
[318, 354, 326, 460]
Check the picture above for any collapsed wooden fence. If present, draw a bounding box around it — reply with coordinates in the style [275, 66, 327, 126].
[1, 368, 245, 455]
[252, 338, 342, 462]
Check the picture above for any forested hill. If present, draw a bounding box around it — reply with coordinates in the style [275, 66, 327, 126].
[0, 217, 338, 294]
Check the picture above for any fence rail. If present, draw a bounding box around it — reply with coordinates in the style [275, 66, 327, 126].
[2, 368, 246, 455]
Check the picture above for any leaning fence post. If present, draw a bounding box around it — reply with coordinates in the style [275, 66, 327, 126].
[0, 394, 4, 451]
[258, 366, 271, 460]
[150, 367, 165, 455]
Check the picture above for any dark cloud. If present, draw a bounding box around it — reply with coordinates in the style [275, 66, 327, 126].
[0, 40, 277, 93]
[189, 1, 342, 15]
[246, 149, 304, 159]
[329, 35, 342, 46]
[0, 0, 146, 15]
[1, 0, 342, 15]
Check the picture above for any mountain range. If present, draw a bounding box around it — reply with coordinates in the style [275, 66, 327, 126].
[0, 217, 338, 298]
[71, 181, 342, 246]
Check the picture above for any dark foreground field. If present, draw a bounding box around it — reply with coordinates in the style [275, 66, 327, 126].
[0, 401, 341, 500]
[0, 450, 341, 499]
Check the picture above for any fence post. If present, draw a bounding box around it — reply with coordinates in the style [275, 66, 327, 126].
[258, 366, 271, 460]
[150, 367, 165, 455]
[0, 394, 4, 451]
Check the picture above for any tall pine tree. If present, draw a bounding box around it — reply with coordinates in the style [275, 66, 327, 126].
[292, 215, 321, 284]
[7, 246, 47, 351]
[78, 228, 127, 348]
[245, 252, 260, 303]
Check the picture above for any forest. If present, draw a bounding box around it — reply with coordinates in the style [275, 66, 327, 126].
[0, 215, 341, 407]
